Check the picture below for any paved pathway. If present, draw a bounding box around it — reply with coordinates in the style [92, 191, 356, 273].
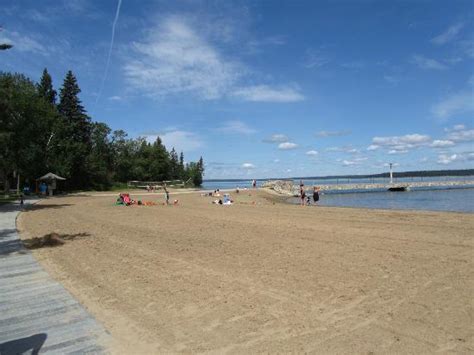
[0, 200, 111, 354]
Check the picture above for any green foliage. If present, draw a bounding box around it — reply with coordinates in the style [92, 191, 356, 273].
[37, 68, 57, 105]
[57, 70, 92, 189]
[0, 69, 205, 191]
[0, 72, 59, 192]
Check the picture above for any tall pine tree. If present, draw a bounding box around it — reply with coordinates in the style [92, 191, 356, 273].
[37, 68, 56, 105]
[169, 148, 179, 179]
[57, 71, 92, 189]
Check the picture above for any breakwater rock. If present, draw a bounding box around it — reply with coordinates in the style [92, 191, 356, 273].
[261, 180, 298, 196]
[262, 179, 474, 196]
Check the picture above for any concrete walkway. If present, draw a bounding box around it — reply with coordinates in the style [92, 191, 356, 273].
[0, 200, 111, 354]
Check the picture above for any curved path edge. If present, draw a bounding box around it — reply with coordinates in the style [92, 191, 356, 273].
[0, 200, 111, 354]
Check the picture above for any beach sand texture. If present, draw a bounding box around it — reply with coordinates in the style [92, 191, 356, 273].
[17, 190, 474, 353]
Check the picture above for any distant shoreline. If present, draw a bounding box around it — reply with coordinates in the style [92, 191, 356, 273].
[204, 169, 474, 182]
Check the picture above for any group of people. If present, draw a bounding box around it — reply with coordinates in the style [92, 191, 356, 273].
[145, 185, 158, 192]
[299, 180, 320, 206]
[117, 184, 172, 206]
[117, 193, 134, 206]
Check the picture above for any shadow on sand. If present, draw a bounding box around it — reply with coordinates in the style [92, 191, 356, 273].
[0, 227, 90, 256]
[22, 232, 90, 249]
[0, 333, 47, 355]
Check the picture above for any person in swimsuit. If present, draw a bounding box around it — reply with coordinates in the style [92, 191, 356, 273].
[300, 181, 306, 206]
[313, 186, 320, 205]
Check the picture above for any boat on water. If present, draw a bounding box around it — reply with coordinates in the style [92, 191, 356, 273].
[388, 185, 410, 192]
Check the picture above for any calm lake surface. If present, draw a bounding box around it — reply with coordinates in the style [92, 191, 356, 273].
[202, 178, 474, 213]
[287, 187, 474, 213]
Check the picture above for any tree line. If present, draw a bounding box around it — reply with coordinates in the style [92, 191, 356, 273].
[0, 69, 204, 192]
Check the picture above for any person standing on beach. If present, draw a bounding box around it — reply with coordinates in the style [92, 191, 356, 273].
[163, 183, 170, 205]
[252, 179, 257, 188]
[300, 181, 306, 206]
[313, 186, 320, 205]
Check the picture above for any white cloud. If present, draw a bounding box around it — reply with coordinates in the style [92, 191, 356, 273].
[431, 139, 455, 148]
[451, 124, 465, 131]
[145, 130, 203, 153]
[367, 133, 431, 154]
[242, 163, 255, 169]
[340, 61, 365, 70]
[124, 16, 241, 100]
[278, 142, 298, 150]
[342, 160, 357, 166]
[124, 16, 304, 102]
[306, 150, 318, 156]
[367, 144, 379, 151]
[431, 23, 464, 45]
[108, 95, 122, 101]
[315, 130, 351, 138]
[232, 85, 304, 102]
[325, 146, 359, 154]
[445, 127, 474, 142]
[0, 30, 47, 54]
[273, 159, 280, 163]
[437, 151, 474, 164]
[411, 55, 447, 70]
[303, 49, 330, 69]
[263, 134, 289, 143]
[383, 75, 400, 85]
[437, 154, 459, 164]
[460, 39, 474, 58]
[216, 120, 256, 135]
[432, 91, 474, 120]
[388, 149, 408, 154]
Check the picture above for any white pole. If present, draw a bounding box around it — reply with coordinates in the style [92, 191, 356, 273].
[389, 163, 393, 184]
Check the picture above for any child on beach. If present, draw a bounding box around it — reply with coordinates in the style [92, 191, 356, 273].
[300, 181, 306, 206]
[313, 186, 320, 205]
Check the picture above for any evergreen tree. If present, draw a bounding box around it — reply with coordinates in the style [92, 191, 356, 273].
[37, 68, 56, 105]
[0, 68, 207, 192]
[169, 148, 179, 179]
[58, 71, 91, 143]
[148, 137, 171, 181]
[0, 73, 57, 192]
[57, 70, 92, 189]
[179, 151, 185, 179]
[196, 156, 204, 186]
[87, 122, 114, 189]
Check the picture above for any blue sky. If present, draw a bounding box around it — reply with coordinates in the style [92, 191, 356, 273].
[1, 0, 473, 179]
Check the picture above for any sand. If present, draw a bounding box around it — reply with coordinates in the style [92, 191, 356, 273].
[17, 190, 474, 353]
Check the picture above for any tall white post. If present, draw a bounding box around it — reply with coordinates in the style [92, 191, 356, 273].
[389, 163, 393, 184]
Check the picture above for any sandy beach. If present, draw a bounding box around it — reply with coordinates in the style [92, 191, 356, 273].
[17, 190, 474, 353]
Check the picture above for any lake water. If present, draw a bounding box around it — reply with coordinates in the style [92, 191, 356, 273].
[202, 176, 474, 191]
[202, 178, 474, 213]
[287, 187, 474, 213]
